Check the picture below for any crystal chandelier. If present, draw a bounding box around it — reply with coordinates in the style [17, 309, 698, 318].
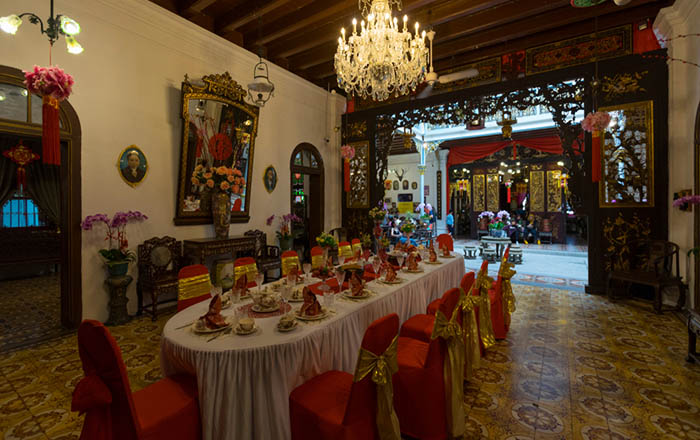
[335, 0, 428, 101]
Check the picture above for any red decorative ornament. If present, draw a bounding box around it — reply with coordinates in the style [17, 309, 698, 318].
[344, 158, 351, 192]
[2, 142, 40, 191]
[209, 133, 233, 161]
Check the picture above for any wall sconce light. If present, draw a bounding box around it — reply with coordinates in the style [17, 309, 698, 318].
[1, 0, 84, 54]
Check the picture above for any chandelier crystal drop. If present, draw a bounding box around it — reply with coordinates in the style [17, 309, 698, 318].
[335, 0, 428, 101]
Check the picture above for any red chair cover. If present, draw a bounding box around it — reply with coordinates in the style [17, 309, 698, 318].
[289, 314, 400, 440]
[436, 234, 454, 252]
[177, 265, 211, 312]
[72, 320, 201, 440]
[393, 288, 462, 440]
[426, 271, 475, 317]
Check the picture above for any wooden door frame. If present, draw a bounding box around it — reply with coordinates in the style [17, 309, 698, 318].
[290, 143, 325, 244]
[694, 100, 700, 311]
[0, 65, 82, 329]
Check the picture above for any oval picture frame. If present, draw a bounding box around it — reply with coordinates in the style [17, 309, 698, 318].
[117, 145, 148, 187]
[263, 165, 277, 193]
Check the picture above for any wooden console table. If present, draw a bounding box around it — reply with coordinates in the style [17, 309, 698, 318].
[183, 235, 257, 265]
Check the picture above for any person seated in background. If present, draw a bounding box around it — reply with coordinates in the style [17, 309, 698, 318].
[505, 215, 525, 243]
[523, 214, 540, 245]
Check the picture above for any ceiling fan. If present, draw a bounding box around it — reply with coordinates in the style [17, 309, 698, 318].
[417, 30, 479, 99]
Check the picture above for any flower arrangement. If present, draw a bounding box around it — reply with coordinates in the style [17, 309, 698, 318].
[316, 232, 337, 249]
[368, 207, 387, 222]
[81, 211, 148, 264]
[400, 221, 415, 234]
[266, 213, 302, 241]
[478, 211, 495, 220]
[191, 165, 245, 194]
[672, 194, 700, 208]
[488, 219, 505, 230]
[496, 210, 511, 220]
[340, 145, 355, 160]
[360, 232, 373, 249]
[380, 234, 391, 249]
[581, 111, 612, 133]
[24, 65, 74, 101]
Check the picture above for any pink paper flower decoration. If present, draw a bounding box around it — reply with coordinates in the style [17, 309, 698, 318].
[581, 111, 611, 133]
[23, 65, 74, 101]
[340, 145, 355, 160]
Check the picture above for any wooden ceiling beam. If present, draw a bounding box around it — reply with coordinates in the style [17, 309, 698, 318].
[432, 0, 657, 62]
[218, 0, 294, 33]
[237, 0, 316, 36]
[180, 0, 218, 15]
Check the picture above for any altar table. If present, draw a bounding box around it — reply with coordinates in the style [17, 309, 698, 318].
[160, 255, 465, 440]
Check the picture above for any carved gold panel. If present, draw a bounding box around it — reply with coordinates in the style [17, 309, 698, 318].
[486, 174, 499, 212]
[530, 170, 544, 212]
[346, 141, 369, 208]
[547, 170, 562, 212]
[473, 174, 485, 212]
[599, 100, 654, 207]
[602, 212, 651, 272]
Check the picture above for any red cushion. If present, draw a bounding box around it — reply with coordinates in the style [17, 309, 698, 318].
[399, 314, 434, 343]
[133, 374, 201, 440]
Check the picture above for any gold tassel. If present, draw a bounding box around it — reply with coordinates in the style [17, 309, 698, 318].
[353, 336, 401, 440]
[459, 288, 482, 380]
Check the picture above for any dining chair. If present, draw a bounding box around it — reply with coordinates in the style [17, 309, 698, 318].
[289, 313, 401, 440]
[393, 288, 465, 439]
[489, 246, 516, 339]
[137, 236, 182, 321]
[338, 241, 354, 260]
[281, 250, 300, 276]
[71, 320, 201, 440]
[351, 238, 362, 256]
[234, 256, 258, 288]
[177, 264, 211, 312]
[435, 233, 454, 252]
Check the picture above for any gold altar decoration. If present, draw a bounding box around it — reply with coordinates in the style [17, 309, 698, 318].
[599, 100, 654, 208]
[547, 170, 562, 212]
[431, 310, 466, 439]
[347, 141, 370, 208]
[177, 273, 211, 301]
[601, 71, 647, 100]
[602, 212, 651, 272]
[353, 335, 401, 440]
[529, 170, 545, 212]
[473, 174, 485, 212]
[459, 288, 482, 380]
[486, 174, 500, 212]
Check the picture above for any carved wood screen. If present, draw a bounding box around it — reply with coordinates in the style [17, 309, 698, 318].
[346, 141, 369, 208]
[547, 170, 562, 212]
[529, 169, 545, 212]
[473, 174, 485, 212]
[486, 174, 499, 212]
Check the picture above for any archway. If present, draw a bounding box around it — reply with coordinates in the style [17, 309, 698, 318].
[0, 65, 81, 351]
[290, 143, 324, 259]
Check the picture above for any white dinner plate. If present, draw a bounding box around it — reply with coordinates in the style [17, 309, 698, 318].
[192, 318, 234, 334]
[342, 289, 372, 300]
[295, 309, 329, 321]
[252, 303, 280, 313]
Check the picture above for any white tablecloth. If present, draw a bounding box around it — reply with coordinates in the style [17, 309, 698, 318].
[160, 255, 465, 440]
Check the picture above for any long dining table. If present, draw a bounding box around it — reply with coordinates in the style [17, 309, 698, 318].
[160, 254, 465, 440]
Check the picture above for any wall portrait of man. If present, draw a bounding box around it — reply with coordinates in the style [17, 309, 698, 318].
[263, 165, 277, 193]
[118, 145, 148, 187]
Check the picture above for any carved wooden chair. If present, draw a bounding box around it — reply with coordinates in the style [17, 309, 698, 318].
[244, 229, 281, 282]
[137, 236, 182, 321]
[607, 239, 687, 314]
[329, 227, 347, 244]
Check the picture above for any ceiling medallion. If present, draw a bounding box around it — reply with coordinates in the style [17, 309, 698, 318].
[335, 0, 428, 101]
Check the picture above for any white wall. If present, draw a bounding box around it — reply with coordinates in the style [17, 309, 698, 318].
[386, 150, 440, 221]
[0, 0, 344, 321]
[655, 0, 700, 309]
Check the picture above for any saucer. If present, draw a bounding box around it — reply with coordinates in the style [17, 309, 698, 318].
[379, 278, 404, 285]
[252, 303, 280, 313]
[277, 322, 298, 332]
[235, 325, 258, 335]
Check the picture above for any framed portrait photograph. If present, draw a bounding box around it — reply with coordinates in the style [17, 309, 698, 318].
[411, 181, 418, 190]
[263, 165, 277, 193]
[393, 180, 399, 190]
[402, 180, 409, 190]
[118, 145, 148, 187]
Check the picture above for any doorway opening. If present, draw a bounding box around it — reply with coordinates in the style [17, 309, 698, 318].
[290, 143, 324, 261]
[0, 66, 81, 352]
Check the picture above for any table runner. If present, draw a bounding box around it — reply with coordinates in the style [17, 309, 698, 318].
[160, 255, 465, 440]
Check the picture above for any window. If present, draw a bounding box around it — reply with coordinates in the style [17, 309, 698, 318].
[1, 192, 45, 227]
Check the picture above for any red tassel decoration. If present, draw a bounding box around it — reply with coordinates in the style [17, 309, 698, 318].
[343, 158, 350, 192]
[591, 132, 602, 182]
[42, 96, 61, 165]
[507, 186, 511, 203]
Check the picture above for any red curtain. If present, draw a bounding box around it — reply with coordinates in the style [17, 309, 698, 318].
[445, 136, 563, 213]
[633, 19, 661, 54]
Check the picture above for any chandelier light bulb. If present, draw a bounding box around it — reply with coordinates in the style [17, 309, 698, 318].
[65, 35, 83, 54]
[0, 15, 22, 34]
[60, 16, 80, 36]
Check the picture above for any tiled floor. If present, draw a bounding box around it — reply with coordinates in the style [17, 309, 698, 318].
[1, 284, 698, 439]
[0, 275, 66, 353]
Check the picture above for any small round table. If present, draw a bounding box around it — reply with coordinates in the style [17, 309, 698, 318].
[480, 236, 513, 259]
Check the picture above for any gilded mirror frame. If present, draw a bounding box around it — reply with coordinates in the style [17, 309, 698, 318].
[174, 72, 259, 225]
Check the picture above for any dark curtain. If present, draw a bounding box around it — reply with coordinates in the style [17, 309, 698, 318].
[26, 162, 61, 226]
[0, 156, 17, 208]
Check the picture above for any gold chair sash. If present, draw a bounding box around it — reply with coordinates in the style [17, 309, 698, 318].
[234, 263, 257, 283]
[311, 254, 324, 269]
[281, 256, 299, 276]
[475, 274, 496, 350]
[339, 244, 353, 259]
[351, 242, 362, 256]
[458, 287, 482, 380]
[177, 273, 211, 301]
[497, 256, 517, 325]
[353, 335, 401, 440]
[431, 310, 466, 439]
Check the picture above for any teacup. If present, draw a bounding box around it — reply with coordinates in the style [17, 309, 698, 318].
[279, 315, 295, 328]
[239, 317, 254, 331]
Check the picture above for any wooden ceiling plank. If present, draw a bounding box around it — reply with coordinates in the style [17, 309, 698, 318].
[237, 0, 316, 36]
[219, 0, 294, 33]
[182, 0, 218, 14]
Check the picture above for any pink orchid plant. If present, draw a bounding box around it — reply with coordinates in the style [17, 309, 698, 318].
[81, 211, 148, 264]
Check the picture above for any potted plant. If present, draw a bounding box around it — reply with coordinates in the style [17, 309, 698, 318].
[191, 165, 245, 238]
[368, 206, 387, 238]
[266, 213, 302, 251]
[478, 211, 494, 230]
[81, 211, 148, 276]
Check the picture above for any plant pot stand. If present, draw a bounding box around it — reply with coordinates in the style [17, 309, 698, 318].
[105, 275, 133, 326]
